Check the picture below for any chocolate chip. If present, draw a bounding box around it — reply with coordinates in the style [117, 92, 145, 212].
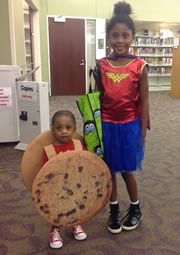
[84, 190, 88, 194]
[82, 196, 87, 200]
[64, 173, 69, 179]
[35, 190, 40, 196]
[37, 199, 41, 203]
[66, 208, 76, 216]
[75, 201, 79, 206]
[97, 194, 103, 198]
[79, 204, 85, 210]
[44, 204, 48, 208]
[40, 206, 44, 210]
[44, 210, 49, 214]
[67, 189, 73, 196]
[32, 197, 35, 201]
[53, 219, 59, 224]
[106, 184, 110, 188]
[76, 183, 81, 188]
[78, 166, 83, 172]
[45, 173, 54, 180]
[58, 213, 64, 219]
[95, 181, 100, 187]
[101, 172, 104, 176]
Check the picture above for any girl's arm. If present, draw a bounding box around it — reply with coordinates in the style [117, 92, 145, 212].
[139, 65, 149, 144]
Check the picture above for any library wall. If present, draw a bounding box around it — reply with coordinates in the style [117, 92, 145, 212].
[0, 0, 12, 65]
[38, 0, 180, 83]
[13, 0, 26, 67]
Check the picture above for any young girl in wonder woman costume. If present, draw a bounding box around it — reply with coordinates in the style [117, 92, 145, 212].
[95, 1, 149, 234]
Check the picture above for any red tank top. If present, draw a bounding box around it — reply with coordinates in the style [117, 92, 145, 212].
[100, 58, 147, 123]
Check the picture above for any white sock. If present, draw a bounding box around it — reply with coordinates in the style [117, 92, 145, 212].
[109, 200, 118, 205]
[131, 200, 139, 205]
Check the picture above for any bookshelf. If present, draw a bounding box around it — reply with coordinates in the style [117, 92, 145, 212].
[130, 35, 174, 91]
[23, 1, 33, 80]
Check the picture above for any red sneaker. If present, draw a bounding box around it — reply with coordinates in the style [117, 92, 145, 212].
[72, 225, 87, 241]
[50, 228, 63, 249]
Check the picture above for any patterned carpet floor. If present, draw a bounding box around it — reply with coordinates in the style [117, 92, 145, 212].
[0, 91, 180, 255]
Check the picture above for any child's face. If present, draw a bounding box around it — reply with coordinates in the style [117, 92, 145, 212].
[52, 115, 76, 145]
[108, 23, 133, 56]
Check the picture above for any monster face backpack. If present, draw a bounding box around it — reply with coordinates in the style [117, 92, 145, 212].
[76, 60, 104, 159]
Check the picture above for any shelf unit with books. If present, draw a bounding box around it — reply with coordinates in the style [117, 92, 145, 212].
[23, 1, 34, 80]
[130, 35, 174, 91]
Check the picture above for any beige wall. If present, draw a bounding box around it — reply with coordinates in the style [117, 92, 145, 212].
[1, 0, 180, 81]
[46, 0, 180, 22]
[39, 0, 180, 83]
[0, 0, 39, 67]
[0, 0, 12, 65]
[96, 0, 180, 22]
[13, 0, 26, 66]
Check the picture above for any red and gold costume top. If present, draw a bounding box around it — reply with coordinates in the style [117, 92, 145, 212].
[99, 57, 147, 123]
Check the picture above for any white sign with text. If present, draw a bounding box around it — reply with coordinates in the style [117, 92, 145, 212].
[0, 87, 12, 109]
[17, 83, 38, 102]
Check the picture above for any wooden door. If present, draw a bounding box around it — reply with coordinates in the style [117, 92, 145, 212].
[48, 18, 86, 95]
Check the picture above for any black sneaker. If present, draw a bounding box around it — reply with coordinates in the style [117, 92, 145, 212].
[108, 203, 122, 234]
[122, 203, 142, 231]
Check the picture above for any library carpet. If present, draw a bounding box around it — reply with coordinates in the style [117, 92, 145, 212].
[0, 91, 180, 255]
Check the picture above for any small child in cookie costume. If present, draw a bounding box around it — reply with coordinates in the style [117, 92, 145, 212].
[42, 110, 87, 249]
[95, 2, 149, 233]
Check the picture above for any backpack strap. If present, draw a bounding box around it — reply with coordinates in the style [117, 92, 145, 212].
[44, 144, 56, 160]
[96, 59, 102, 91]
[72, 139, 83, 151]
[44, 140, 82, 160]
[89, 59, 102, 93]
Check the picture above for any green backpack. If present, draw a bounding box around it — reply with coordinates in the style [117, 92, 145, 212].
[76, 60, 104, 158]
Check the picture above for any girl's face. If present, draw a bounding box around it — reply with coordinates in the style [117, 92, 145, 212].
[52, 115, 76, 145]
[108, 23, 134, 56]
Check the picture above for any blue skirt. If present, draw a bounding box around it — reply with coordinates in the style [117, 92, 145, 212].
[102, 118, 144, 174]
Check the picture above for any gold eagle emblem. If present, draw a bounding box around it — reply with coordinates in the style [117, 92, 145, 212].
[106, 72, 129, 84]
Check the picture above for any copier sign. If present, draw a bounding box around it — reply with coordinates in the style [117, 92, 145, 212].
[17, 82, 38, 102]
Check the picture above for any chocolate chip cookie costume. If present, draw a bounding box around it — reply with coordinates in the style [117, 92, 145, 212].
[21, 130, 112, 227]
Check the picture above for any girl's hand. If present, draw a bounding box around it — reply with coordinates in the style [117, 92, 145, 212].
[142, 132, 146, 145]
[139, 65, 149, 144]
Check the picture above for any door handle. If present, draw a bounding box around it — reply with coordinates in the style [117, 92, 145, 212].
[80, 63, 85, 66]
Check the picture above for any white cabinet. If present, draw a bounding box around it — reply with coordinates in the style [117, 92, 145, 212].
[0, 65, 21, 142]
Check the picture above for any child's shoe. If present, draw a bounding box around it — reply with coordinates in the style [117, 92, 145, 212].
[50, 228, 63, 249]
[108, 203, 122, 234]
[122, 203, 142, 230]
[72, 225, 87, 240]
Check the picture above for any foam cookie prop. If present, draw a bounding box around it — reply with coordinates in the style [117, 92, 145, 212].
[21, 130, 84, 191]
[32, 150, 112, 227]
